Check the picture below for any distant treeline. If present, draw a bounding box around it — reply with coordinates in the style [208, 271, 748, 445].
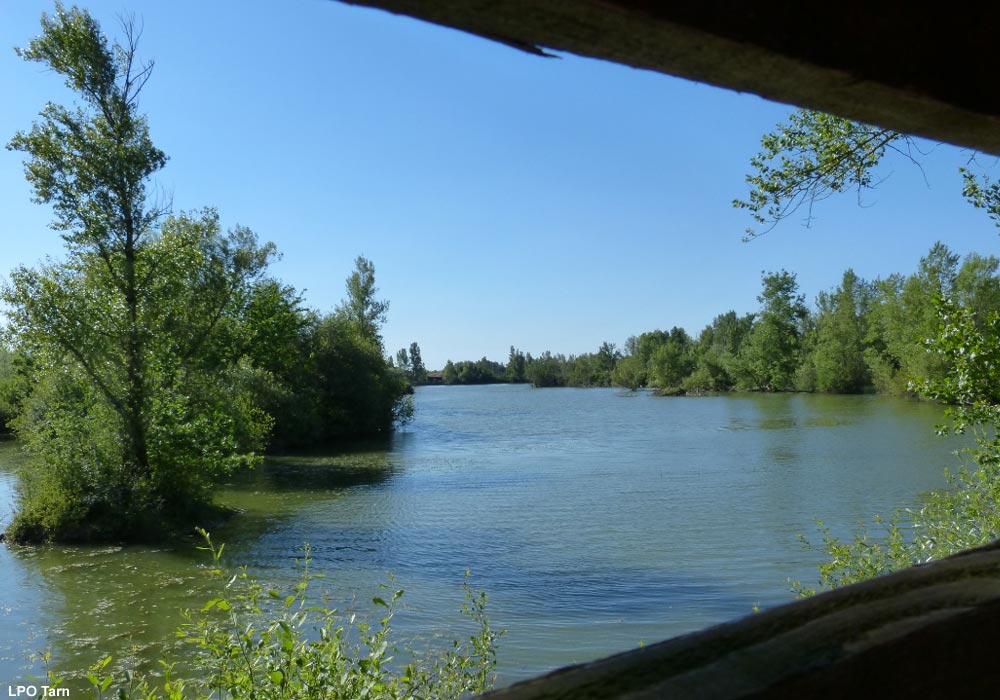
[438, 242, 1000, 395]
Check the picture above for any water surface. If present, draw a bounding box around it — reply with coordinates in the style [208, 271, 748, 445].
[0, 387, 967, 687]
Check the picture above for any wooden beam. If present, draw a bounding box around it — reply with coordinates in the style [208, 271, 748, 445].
[340, 1, 1000, 155]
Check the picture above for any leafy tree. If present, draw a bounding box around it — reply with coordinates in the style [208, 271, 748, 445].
[0, 346, 28, 437]
[593, 341, 620, 385]
[4, 7, 274, 542]
[686, 311, 754, 392]
[733, 271, 808, 391]
[295, 260, 412, 438]
[634, 330, 671, 367]
[395, 347, 411, 374]
[408, 341, 427, 384]
[811, 269, 871, 393]
[704, 311, 755, 359]
[733, 110, 906, 239]
[506, 346, 527, 383]
[234, 280, 323, 449]
[442, 357, 506, 385]
[953, 253, 1000, 321]
[611, 354, 646, 390]
[647, 329, 695, 392]
[526, 352, 566, 387]
[734, 106, 1000, 244]
[6, 211, 274, 543]
[337, 255, 389, 346]
[862, 243, 960, 393]
[309, 314, 412, 438]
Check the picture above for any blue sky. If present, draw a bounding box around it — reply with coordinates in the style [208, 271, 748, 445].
[2, 1, 997, 369]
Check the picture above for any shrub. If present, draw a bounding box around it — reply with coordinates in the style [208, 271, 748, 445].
[45, 530, 502, 699]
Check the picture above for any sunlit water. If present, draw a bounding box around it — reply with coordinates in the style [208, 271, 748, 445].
[0, 386, 968, 689]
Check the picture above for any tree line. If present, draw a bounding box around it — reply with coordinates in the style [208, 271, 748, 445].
[436, 241, 1000, 395]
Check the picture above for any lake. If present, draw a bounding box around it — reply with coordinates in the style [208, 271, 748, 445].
[0, 385, 967, 689]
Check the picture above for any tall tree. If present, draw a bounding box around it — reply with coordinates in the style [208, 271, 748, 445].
[864, 243, 960, 393]
[9, 4, 169, 479]
[684, 312, 753, 392]
[812, 269, 871, 393]
[408, 341, 427, 383]
[395, 347, 411, 373]
[506, 346, 527, 383]
[647, 328, 694, 391]
[4, 6, 274, 542]
[338, 255, 389, 346]
[735, 270, 808, 391]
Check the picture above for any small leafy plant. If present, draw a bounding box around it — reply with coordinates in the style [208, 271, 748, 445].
[48, 528, 502, 699]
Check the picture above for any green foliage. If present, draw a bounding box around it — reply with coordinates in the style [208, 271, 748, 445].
[505, 346, 527, 383]
[44, 530, 503, 699]
[811, 269, 871, 393]
[394, 347, 411, 375]
[242, 266, 412, 447]
[394, 342, 427, 385]
[683, 313, 754, 392]
[230, 281, 322, 449]
[794, 297, 1000, 595]
[525, 352, 566, 388]
[5, 209, 274, 541]
[310, 315, 413, 438]
[443, 357, 508, 385]
[919, 298, 1000, 420]
[408, 342, 427, 384]
[3, 7, 412, 542]
[961, 167, 1000, 228]
[734, 110, 902, 239]
[862, 243, 966, 394]
[548, 343, 619, 388]
[732, 271, 808, 391]
[3, 5, 277, 541]
[647, 331, 695, 392]
[0, 346, 28, 437]
[611, 354, 646, 391]
[337, 256, 389, 346]
[793, 457, 1000, 596]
